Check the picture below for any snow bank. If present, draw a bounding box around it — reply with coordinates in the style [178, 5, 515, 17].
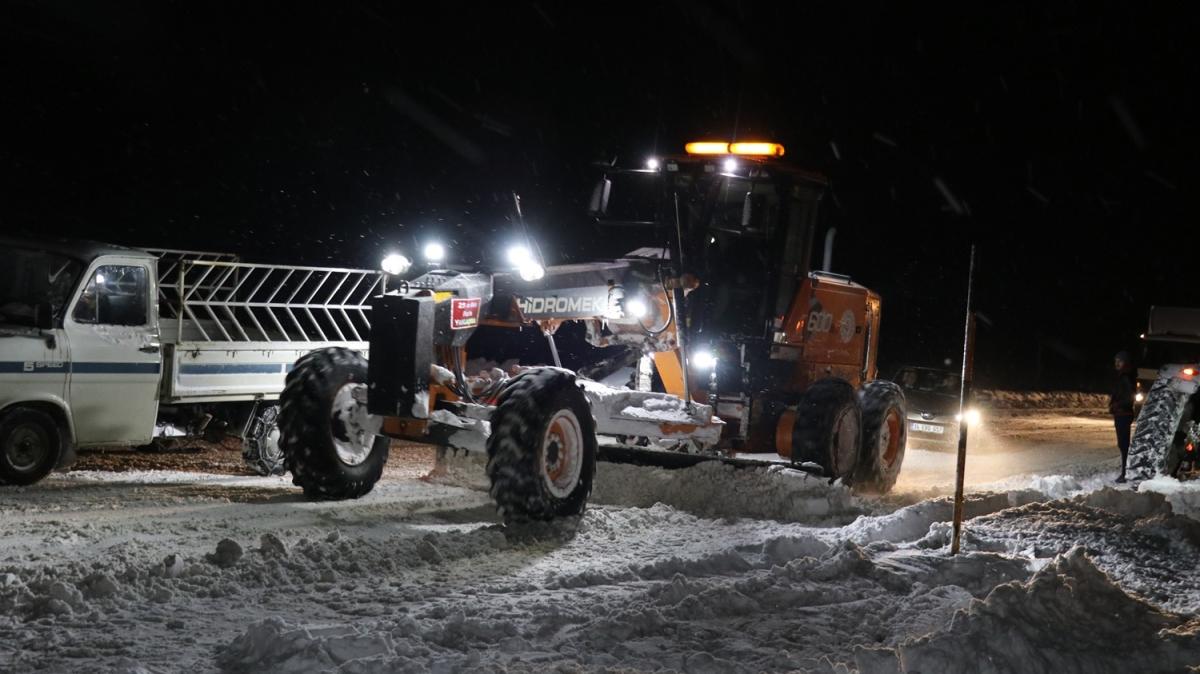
[957, 489, 1200, 615]
[976, 389, 1108, 410]
[844, 492, 1013, 545]
[431, 445, 869, 524]
[974, 470, 1118, 501]
[1140, 476, 1200, 520]
[592, 461, 868, 525]
[889, 548, 1200, 674]
[61, 469, 290, 488]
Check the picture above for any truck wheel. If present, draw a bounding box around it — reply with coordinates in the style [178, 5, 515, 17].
[0, 407, 63, 486]
[792, 378, 861, 481]
[853, 380, 907, 493]
[279, 347, 388, 500]
[1127, 377, 1192, 481]
[243, 405, 286, 476]
[487, 368, 597, 524]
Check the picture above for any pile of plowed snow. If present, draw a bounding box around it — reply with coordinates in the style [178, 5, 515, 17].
[593, 461, 870, 524]
[209, 486, 1200, 673]
[977, 389, 1108, 410]
[6, 459, 1200, 672]
[887, 547, 1200, 673]
[210, 487, 1200, 673]
[433, 447, 875, 525]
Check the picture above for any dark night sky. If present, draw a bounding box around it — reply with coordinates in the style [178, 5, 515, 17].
[1, 1, 1194, 390]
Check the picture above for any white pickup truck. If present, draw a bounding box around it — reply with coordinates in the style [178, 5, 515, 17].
[0, 237, 379, 485]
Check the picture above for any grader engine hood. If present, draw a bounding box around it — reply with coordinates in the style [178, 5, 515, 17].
[368, 270, 493, 418]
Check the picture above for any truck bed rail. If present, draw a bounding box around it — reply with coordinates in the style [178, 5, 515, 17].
[156, 256, 381, 343]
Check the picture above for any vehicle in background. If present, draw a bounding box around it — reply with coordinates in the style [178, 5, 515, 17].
[1136, 307, 1200, 407]
[1124, 307, 1200, 479]
[893, 366, 979, 449]
[0, 237, 380, 486]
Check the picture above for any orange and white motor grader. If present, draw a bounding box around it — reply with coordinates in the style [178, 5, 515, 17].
[277, 140, 907, 523]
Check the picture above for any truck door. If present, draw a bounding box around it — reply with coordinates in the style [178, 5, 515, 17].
[63, 258, 162, 445]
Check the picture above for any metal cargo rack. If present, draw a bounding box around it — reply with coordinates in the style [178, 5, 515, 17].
[149, 250, 382, 344]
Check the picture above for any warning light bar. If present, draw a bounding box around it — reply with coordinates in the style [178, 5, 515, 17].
[730, 142, 785, 157]
[684, 141, 730, 155]
[684, 141, 786, 157]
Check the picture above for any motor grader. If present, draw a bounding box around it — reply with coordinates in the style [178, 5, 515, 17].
[278, 140, 907, 523]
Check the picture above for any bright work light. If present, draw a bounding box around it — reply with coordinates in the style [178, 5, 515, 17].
[423, 242, 446, 262]
[380, 253, 412, 276]
[692, 350, 718, 371]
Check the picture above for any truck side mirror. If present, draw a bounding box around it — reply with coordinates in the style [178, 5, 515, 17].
[34, 302, 54, 330]
[588, 177, 612, 216]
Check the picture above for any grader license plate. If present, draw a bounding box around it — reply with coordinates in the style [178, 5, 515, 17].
[450, 298, 482, 329]
[911, 422, 944, 434]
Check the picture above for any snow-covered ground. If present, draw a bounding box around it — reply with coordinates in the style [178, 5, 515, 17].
[2, 412, 1199, 672]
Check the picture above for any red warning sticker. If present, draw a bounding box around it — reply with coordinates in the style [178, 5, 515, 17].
[450, 297, 482, 330]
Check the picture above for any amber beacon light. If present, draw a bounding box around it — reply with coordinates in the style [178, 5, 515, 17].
[684, 141, 786, 157]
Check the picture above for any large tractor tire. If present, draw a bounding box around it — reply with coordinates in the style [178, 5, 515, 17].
[279, 347, 388, 500]
[486, 368, 597, 524]
[243, 404, 286, 476]
[0, 407, 63, 486]
[1128, 374, 1195, 480]
[853, 380, 907, 493]
[792, 378, 862, 481]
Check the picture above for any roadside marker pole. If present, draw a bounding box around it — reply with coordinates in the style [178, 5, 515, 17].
[951, 245, 977, 555]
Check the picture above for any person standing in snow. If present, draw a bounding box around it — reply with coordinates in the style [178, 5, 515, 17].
[1110, 350, 1136, 483]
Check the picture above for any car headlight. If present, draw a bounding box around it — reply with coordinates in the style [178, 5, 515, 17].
[955, 408, 982, 425]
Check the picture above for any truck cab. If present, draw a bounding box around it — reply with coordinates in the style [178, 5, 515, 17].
[0, 238, 162, 484]
[1137, 306, 1200, 406]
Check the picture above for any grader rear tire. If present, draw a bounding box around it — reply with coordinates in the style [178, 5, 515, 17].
[853, 380, 907, 493]
[792, 378, 861, 481]
[279, 347, 388, 500]
[486, 368, 597, 524]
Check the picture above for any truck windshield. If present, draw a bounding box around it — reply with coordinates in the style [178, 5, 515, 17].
[1141, 339, 1200, 367]
[0, 246, 83, 327]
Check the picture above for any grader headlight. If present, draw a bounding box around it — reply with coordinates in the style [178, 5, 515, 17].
[380, 253, 412, 276]
[422, 242, 446, 262]
[625, 297, 649, 319]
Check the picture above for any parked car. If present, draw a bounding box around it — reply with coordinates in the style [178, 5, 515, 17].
[893, 366, 980, 448]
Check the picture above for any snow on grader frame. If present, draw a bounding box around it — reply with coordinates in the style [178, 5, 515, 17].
[278, 141, 909, 523]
